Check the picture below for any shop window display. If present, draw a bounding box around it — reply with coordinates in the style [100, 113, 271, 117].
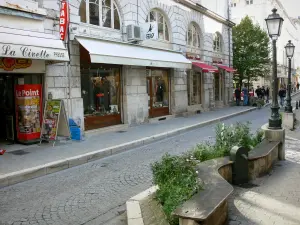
[187, 71, 202, 105]
[81, 66, 121, 117]
[151, 70, 169, 108]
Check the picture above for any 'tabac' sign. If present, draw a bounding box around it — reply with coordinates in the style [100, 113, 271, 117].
[60, 0, 69, 41]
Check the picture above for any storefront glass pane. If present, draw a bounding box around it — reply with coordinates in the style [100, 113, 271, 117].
[215, 74, 219, 100]
[81, 65, 121, 116]
[151, 70, 169, 108]
[89, 3, 100, 26]
[188, 71, 201, 105]
[102, 0, 111, 28]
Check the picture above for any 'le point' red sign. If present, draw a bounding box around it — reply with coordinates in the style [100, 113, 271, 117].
[59, 0, 69, 41]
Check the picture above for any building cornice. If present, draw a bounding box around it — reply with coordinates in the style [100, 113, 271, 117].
[176, 0, 235, 28]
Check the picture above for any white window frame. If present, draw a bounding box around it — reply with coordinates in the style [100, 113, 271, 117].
[146, 10, 170, 42]
[213, 33, 222, 52]
[187, 23, 201, 48]
[81, 0, 121, 30]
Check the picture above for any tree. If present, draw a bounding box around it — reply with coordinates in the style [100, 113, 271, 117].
[232, 16, 271, 90]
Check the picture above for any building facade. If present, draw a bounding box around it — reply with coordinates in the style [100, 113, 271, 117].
[230, 0, 300, 89]
[0, 0, 234, 141]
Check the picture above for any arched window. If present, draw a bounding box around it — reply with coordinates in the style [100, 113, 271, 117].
[79, 0, 121, 30]
[213, 33, 222, 52]
[146, 10, 170, 41]
[186, 23, 201, 48]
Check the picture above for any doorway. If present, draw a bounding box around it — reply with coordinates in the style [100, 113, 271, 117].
[146, 69, 170, 118]
[0, 75, 15, 143]
[0, 73, 43, 145]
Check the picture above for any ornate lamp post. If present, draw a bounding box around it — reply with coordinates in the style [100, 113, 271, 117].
[284, 40, 295, 113]
[265, 8, 284, 129]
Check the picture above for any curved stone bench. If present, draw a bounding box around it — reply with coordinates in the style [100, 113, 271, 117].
[248, 139, 280, 180]
[173, 157, 234, 225]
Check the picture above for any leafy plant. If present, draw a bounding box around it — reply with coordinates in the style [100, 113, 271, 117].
[151, 154, 201, 225]
[152, 122, 264, 225]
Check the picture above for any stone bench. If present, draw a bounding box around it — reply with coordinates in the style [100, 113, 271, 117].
[248, 139, 280, 180]
[173, 157, 234, 225]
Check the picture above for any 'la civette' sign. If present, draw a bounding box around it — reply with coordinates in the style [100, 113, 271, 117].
[59, 0, 69, 41]
[0, 44, 69, 61]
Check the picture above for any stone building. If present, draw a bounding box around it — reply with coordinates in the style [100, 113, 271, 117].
[0, 0, 235, 141]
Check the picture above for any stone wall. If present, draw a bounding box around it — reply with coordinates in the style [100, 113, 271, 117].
[123, 66, 149, 125]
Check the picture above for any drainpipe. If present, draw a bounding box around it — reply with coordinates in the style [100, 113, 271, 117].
[137, 0, 139, 25]
[227, 0, 232, 103]
[227, 0, 231, 67]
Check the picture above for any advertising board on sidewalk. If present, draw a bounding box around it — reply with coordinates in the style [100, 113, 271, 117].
[40, 99, 70, 145]
[15, 84, 42, 142]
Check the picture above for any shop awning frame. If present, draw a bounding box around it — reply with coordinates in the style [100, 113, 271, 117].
[216, 64, 236, 73]
[192, 62, 218, 73]
[76, 36, 191, 69]
[0, 27, 69, 62]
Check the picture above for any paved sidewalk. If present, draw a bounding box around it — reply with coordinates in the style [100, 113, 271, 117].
[0, 106, 255, 187]
[228, 138, 300, 225]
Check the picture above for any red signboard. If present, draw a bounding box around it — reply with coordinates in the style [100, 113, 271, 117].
[15, 84, 42, 141]
[59, 0, 69, 41]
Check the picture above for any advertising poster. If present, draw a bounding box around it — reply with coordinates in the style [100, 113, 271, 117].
[41, 100, 61, 141]
[15, 84, 42, 141]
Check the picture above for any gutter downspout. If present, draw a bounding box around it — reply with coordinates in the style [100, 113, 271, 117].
[227, 0, 232, 104]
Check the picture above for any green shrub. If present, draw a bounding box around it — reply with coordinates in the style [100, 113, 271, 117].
[152, 122, 264, 225]
[151, 154, 201, 225]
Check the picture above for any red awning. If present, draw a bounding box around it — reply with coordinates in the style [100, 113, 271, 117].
[192, 62, 218, 73]
[216, 64, 236, 73]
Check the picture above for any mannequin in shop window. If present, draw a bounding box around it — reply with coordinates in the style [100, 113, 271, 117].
[155, 77, 166, 103]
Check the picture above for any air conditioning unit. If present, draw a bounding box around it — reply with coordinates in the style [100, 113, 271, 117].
[127, 24, 142, 42]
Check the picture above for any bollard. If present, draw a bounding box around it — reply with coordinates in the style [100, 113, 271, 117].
[297, 101, 299, 110]
[230, 146, 249, 185]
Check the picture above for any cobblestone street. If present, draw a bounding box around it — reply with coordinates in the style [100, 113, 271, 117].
[228, 138, 300, 225]
[0, 108, 269, 225]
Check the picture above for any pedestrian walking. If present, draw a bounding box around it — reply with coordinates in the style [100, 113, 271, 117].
[261, 86, 266, 100]
[242, 86, 248, 106]
[278, 86, 286, 107]
[265, 87, 270, 103]
[235, 87, 241, 106]
[255, 86, 262, 99]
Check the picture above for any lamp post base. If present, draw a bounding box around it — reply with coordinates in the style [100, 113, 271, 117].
[269, 106, 282, 130]
[268, 118, 282, 130]
[284, 105, 293, 113]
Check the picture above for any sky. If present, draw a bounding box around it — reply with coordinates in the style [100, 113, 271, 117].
[281, 0, 299, 18]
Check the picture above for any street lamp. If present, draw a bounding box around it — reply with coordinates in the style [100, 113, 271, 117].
[284, 40, 295, 113]
[265, 8, 284, 129]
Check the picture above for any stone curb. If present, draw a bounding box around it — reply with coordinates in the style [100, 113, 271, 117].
[0, 107, 257, 188]
[126, 186, 158, 225]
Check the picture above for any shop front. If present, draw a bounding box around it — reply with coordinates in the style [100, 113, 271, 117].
[0, 28, 69, 144]
[188, 61, 218, 111]
[215, 64, 236, 105]
[80, 46, 122, 130]
[76, 36, 191, 129]
[147, 68, 170, 118]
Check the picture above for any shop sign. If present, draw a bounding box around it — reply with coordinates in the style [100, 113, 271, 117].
[0, 58, 32, 71]
[141, 22, 158, 40]
[0, 44, 68, 61]
[59, 0, 69, 41]
[15, 84, 42, 141]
